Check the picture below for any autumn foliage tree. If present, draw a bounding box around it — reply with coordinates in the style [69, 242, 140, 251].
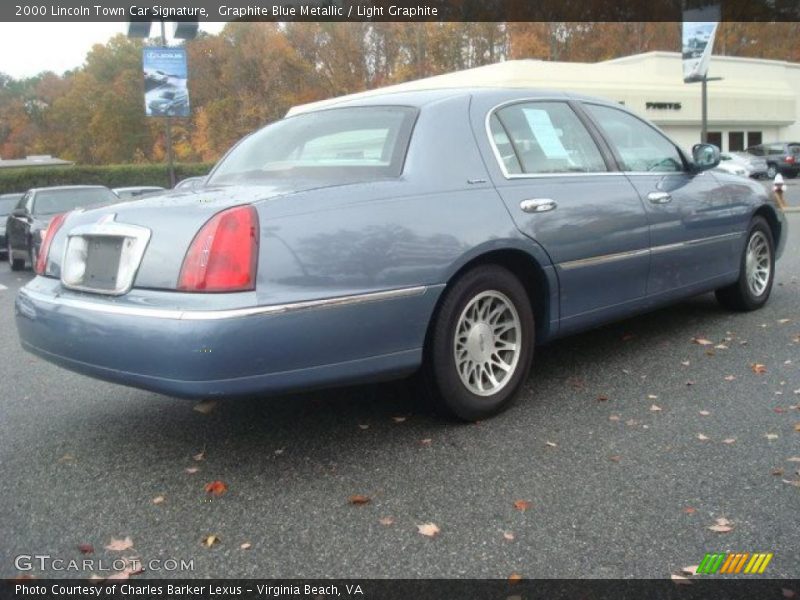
[0, 22, 793, 166]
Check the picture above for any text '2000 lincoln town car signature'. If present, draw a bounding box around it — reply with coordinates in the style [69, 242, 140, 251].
[15, 89, 787, 420]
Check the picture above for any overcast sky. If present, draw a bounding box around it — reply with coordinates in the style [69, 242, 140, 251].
[0, 22, 226, 79]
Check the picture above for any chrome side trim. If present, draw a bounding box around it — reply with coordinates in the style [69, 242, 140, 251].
[557, 231, 744, 270]
[650, 231, 744, 255]
[559, 248, 649, 270]
[19, 285, 428, 321]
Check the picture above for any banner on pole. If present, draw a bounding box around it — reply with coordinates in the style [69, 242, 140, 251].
[682, 4, 720, 83]
[143, 47, 190, 117]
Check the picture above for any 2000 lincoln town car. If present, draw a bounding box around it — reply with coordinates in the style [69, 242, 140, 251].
[15, 89, 787, 420]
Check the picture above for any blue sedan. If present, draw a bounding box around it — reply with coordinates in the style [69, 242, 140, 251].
[15, 89, 787, 420]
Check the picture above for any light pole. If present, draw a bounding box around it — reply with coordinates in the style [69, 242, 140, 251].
[128, 19, 197, 188]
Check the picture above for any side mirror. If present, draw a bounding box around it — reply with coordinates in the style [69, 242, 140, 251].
[692, 143, 720, 171]
[11, 208, 27, 218]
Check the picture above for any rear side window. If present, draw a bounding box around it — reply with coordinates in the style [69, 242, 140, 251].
[209, 106, 418, 185]
[33, 188, 117, 216]
[767, 144, 784, 154]
[747, 146, 764, 156]
[491, 102, 607, 175]
[584, 103, 684, 172]
[789, 144, 800, 155]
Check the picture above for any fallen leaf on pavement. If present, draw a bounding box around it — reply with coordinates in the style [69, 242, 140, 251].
[420, 438, 432, 446]
[609, 455, 622, 463]
[782, 479, 800, 488]
[508, 573, 523, 584]
[503, 531, 515, 541]
[707, 517, 733, 533]
[724, 375, 736, 381]
[778, 319, 792, 324]
[513, 500, 532, 511]
[348, 494, 370, 505]
[696, 433, 710, 441]
[766, 433, 779, 440]
[714, 344, 728, 350]
[240, 542, 251, 550]
[681, 360, 691, 366]
[597, 395, 609, 402]
[204, 481, 228, 496]
[650, 404, 662, 412]
[681, 565, 700, 576]
[152, 496, 165, 505]
[78, 544, 94, 555]
[787, 457, 800, 462]
[545, 441, 557, 448]
[378, 516, 394, 526]
[392, 416, 406, 423]
[192, 450, 205, 461]
[647, 394, 658, 400]
[105, 537, 134, 552]
[699, 410, 711, 416]
[771, 467, 785, 477]
[358, 424, 369, 430]
[185, 467, 200, 474]
[671, 574, 692, 585]
[693, 338, 713, 346]
[722, 438, 737, 444]
[794, 423, 800, 432]
[609, 415, 621, 422]
[417, 522, 440, 537]
[193, 400, 218, 415]
[683, 507, 696, 515]
[201, 535, 220, 548]
[751, 363, 767, 374]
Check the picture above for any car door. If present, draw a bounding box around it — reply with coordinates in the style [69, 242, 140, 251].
[7, 191, 33, 253]
[473, 97, 651, 334]
[581, 102, 738, 298]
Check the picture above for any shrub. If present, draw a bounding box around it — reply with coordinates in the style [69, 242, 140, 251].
[0, 163, 214, 194]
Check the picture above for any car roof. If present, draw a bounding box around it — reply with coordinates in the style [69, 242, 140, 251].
[293, 87, 620, 113]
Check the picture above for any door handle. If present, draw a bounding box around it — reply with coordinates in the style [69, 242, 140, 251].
[648, 192, 672, 205]
[520, 198, 557, 213]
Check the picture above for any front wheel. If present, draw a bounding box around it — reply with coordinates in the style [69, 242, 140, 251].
[715, 217, 775, 311]
[423, 265, 534, 421]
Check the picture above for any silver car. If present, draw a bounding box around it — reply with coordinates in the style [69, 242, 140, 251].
[720, 152, 768, 179]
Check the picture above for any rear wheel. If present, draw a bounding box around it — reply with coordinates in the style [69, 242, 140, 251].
[8, 241, 24, 271]
[715, 217, 774, 311]
[423, 265, 534, 421]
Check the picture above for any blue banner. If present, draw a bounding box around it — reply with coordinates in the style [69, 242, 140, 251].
[142, 47, 190, 117]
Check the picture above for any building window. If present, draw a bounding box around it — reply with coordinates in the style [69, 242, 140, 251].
[707, 131, 722, 149]
[729, 132, 744, 152]
[747, 131, 762, 149]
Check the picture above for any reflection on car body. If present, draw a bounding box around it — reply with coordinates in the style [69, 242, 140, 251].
[15, 89, 787, 421]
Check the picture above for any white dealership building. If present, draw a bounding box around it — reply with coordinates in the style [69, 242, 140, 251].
[293, 51, 800, 154]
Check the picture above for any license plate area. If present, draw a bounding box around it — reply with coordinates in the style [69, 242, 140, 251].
[61, 219, 151, 295]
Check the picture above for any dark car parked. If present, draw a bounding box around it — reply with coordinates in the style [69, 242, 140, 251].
[0, 193, 24, 260]
[6, 185, 118, 271]
[746, 142, 800, 178]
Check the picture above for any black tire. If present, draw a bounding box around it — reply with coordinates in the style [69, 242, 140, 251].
[422, 265, 534, 421]
[715, 217, 775, 311]
[29, 243, 38, 272]
[766, 164, 777, 179]
[9, 241, 24, 271]
[786, 171, 798, 179]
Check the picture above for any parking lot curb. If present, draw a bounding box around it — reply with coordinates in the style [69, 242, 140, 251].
[783, 207, 800, 213]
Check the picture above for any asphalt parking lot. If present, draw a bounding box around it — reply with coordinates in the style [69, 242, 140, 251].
[1, 211, 798, 581]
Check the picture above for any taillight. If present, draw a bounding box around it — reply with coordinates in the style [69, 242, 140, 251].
[35, 212, 68, 275]
[178, 205, 259, 292]
[785, 155, 795, 164]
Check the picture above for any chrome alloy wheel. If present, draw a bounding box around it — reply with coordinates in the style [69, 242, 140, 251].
[745, 231, 771, 297]
[454, 290, 522, 397]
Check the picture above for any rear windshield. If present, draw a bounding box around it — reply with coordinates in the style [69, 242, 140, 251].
[208, 106, 418, 185]
[0, 195, 21, 215]
[34, 188, 117, 216]
[789, 144, 800, 154]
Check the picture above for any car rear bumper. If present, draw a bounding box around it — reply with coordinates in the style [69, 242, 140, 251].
[15, 278, 442, 398]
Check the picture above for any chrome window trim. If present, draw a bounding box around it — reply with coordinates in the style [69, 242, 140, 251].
[558, 232, 744, 270]
[484, 98, 614, 180]
[19, 285, 428, 321]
